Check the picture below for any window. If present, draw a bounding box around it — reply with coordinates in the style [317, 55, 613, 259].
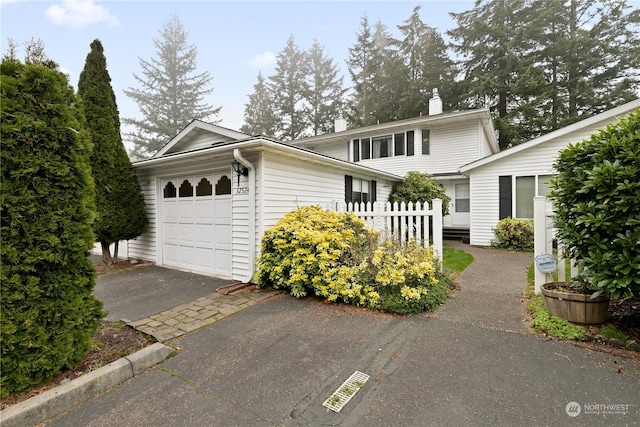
[163, 182, 176, 198]
[360, 138, 371, 160]
[352, 139, 360, 162]
[215, 176, 231, 195]
[407, 131, 415, 156]
[422, 129, 430, 155]
[537, 174, 555, 197]
[345, 175, 377, 204]
[515, 176, 535, 218]
[455, 183, 470, 213]
[501, 174, 558, 219]
[179, 180, 193, 197]
[394, 133, 405, 156]
[196, 178, 213, 196]
[372, 135, 392, 158]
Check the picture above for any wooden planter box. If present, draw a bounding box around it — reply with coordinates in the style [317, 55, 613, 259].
[541, 282, 610, 325]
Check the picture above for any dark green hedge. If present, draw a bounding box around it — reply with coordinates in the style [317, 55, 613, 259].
[1, 59, 104, 397]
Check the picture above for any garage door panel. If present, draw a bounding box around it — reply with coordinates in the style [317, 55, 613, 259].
[196, 224, 215, 247]
[162, 172, 232, 278]
[195, 199, 214, 222]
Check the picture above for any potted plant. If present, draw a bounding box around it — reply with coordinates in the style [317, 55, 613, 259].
[546, 109, 640, 324]
[541, 277, 610, 325]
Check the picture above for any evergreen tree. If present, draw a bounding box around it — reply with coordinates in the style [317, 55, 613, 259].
[269, 35, 310, 140]
[78, 39, 148, 265]
[527, 0, 640, 133]
[240, 71, 277, 136]
[369, 20, 406, 123]
[1, 56, 103, 396]
[124, 14, 221, 157]
[346, 14, 377, 127]
[306, 40, 346, 135]
[449, 0, 534, 148]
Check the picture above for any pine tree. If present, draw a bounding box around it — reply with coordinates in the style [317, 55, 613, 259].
[240, 71, 277, 136]
[78, 39, 148, 265]
[306, 40, 346, 135]
[124, 14, 221, 157]
[269, 36, 310, 140]
[1, 56, 103, 396]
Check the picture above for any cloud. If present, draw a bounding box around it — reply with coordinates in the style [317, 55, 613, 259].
[249, 51, 276, 68]
[45, 0, 118, 28]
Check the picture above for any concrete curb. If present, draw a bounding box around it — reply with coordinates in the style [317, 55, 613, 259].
[0, 343, 175, 427]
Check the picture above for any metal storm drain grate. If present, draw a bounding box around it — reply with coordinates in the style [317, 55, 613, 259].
[322, 370, 370, 413]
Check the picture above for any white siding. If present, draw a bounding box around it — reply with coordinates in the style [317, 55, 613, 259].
[468, 119, 621, 246]
[417, 123, 481, 174]
[309, 140, 349, 161]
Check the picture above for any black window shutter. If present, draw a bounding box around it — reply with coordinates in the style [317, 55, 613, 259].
[499, 175, 512, 219]
[345, 175, 353, 203]
[352, 139, 360, 162]
[407, 131, 415, 156]
[371, 180, 377, 203]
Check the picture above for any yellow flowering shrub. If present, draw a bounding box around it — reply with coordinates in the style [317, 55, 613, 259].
[255, 206, 451, 314]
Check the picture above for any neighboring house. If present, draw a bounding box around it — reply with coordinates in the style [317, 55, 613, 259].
[289, 91, 498, 231]
[459, 99, 640, 247]
[127, 120, 402, 280]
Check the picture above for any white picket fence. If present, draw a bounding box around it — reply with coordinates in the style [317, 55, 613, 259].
[533, 196, 578, 294]
[329, 199, 443, 266]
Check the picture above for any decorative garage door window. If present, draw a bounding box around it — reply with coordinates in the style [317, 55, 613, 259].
[164, 182, 177, 198]
[196, 178, 213, 196]
[179, 180, 193, 197]
[215, 176, 231, 195]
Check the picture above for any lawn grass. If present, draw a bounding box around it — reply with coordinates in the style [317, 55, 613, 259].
[443, 245, 474, 274]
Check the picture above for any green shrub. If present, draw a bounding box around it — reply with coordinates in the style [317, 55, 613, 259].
[255, 206, 451, 315]
[389, 171, 451, 216]
[491, 217, 534, 251]
[550, 109, 640, 299]
[1, 59, 104, 397]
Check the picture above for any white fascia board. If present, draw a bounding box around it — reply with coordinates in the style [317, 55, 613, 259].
[134, 138, 403, 182]
[459, 99, 640, 174]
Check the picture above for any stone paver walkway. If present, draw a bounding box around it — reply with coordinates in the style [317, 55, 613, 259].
[129, 286, 280, 342]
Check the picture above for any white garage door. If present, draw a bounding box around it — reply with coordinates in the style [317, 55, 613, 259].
[161, 173, 232, 277]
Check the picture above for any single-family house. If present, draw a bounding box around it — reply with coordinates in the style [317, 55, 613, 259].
[459, 98, 640, 247]
[289, 91, 498, 232]
[127, 120, 402, 280]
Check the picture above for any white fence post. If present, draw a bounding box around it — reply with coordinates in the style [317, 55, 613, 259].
[533, 196, 555, 294]
[432, 198, 443, 267]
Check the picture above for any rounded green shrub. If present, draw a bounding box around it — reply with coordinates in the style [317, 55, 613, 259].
[550, 109, 640, 299]
[491, 217, 534, 251]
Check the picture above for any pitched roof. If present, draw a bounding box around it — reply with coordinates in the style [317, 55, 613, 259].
[459, 99, 640, 173]
[153, 120, 251, 157]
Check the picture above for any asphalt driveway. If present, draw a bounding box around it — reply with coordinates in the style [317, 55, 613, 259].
[51, 245, 640, 426]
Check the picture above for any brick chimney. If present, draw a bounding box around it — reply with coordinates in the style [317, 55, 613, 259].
[429, 88, 443, 115]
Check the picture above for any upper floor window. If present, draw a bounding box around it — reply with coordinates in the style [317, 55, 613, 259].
[422, 129, 430, 155]
[352, 131, 415, 161]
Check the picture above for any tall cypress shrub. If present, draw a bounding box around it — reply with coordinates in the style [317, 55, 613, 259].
[0, 58, 104, 397]
[78, 39, 148, 264]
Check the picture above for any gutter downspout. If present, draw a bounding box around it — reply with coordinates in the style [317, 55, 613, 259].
[233, 148, 256, 283]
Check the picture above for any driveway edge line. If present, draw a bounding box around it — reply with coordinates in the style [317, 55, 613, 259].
[0, 343, 175, 427]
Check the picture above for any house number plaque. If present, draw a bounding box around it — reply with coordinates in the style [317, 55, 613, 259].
[235, 187, 249, 194]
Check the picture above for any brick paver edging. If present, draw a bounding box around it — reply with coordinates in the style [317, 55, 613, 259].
[128, 287, 280, 342]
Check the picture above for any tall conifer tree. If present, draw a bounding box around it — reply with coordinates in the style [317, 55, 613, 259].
[78, 39, 148, 264]
[124, 14, 221, 157]
[1, 55, 103, 396]
[241, 71, 277, 136]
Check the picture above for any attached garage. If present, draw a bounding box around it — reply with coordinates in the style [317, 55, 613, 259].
[127, 120, 402, 282]
[161, 173, 232, 277]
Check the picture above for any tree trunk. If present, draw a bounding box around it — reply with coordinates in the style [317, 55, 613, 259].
[113, 241, 119, 264]
[101, 241, 113, 265]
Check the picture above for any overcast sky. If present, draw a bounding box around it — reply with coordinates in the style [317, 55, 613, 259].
[1, 0, 474, 137]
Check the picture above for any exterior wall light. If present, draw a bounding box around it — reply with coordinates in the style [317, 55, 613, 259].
[231, 160, 248, 186]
